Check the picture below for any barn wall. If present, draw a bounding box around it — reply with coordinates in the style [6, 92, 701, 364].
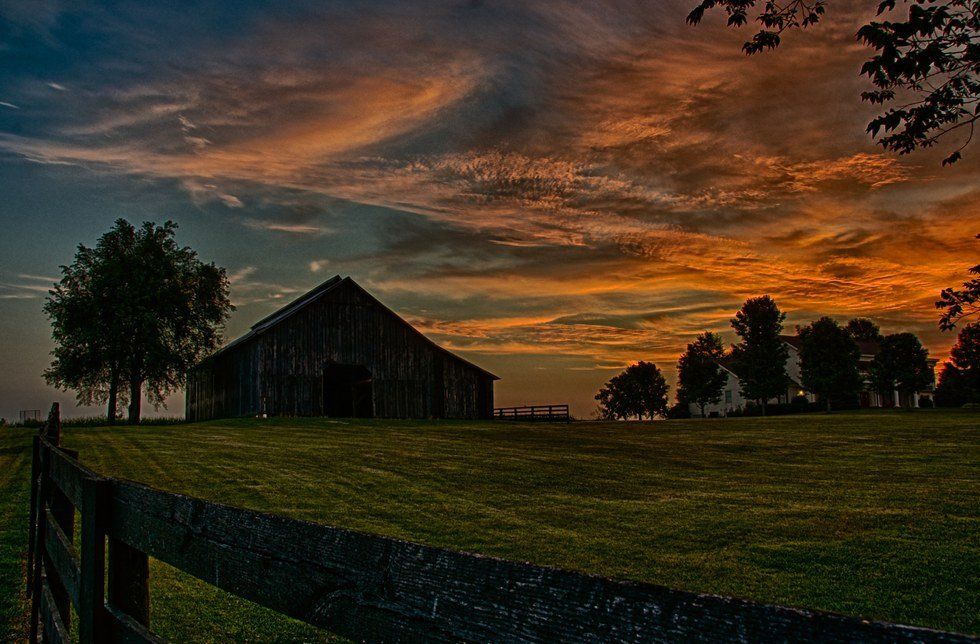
[186, 280, 493, 421]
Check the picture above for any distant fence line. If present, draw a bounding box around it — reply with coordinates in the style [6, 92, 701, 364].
[494, 404, 571, 421]
[27, 403, 976, 643]
[19, 409, 41, 423]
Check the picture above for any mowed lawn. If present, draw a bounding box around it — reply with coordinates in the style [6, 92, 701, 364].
[1, 410, 978, 641]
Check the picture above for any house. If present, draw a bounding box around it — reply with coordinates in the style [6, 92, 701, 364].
[690, 334, 936, 417]
[185, 276, 498, 421]
[691, 347, 813, 418]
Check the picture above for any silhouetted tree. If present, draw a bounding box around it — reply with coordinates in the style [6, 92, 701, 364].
[45, 219, 233, 424]
[869, 332, 933, 407]
[730, 296, 790, 415]
[687, 0, 980, 164]
[846, 318, 884, 344]
[44, 227, 133, 423]
[798, 317, 862, 411]
[935, 322, 980, 405]
[677, 332, 728, 418]
[937, 235, 980, 330]
[595, 361, 670, 420]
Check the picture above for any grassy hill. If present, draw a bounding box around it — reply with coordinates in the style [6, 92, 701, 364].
[1, 410, 977, 641]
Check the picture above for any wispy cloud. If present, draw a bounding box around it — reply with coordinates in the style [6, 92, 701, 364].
[18, 274, 59, 282]
[244, 219, 325, 235]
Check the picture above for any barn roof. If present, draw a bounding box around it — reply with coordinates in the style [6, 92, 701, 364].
[203, 275, 498, 379]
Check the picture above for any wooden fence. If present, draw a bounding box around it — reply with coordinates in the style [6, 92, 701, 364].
[494, 404, 571, 421]
[27, 403, 976, 643]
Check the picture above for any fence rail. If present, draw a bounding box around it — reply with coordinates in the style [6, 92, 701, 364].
[27, 402, 976, 643]
[494, 404, 571, 421]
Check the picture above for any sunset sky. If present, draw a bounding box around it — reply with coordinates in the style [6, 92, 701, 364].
[1, 1, 977, 420]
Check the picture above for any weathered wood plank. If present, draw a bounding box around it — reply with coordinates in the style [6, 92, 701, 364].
[46, 444, 76, 637]
[29, 443, 48, 644]
[40, 579, 69, 644]
[104, 478, 974, 643]
[27, 436, 40, 596]
[79, 475, 108, 643]
[47, 444, 94, 509]
[43, 509, 80, 611]
[105, 604, 164, 644]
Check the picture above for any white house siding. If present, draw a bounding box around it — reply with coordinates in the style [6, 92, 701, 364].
[689, 368, 744, 417]
[688, 341, 814, 418]
[785, 345, 803, 391]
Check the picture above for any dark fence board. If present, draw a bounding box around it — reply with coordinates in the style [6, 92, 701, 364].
[47, 444, 93, 510]
[27, 436, 39, 595]
[103, 478, 975, 644]
[105, 604, 164, 644]
[43, 509, 80, 610]
[40, 579, 69, 644]
[494, 405, 570, 421]
[78, 476, 108, 643]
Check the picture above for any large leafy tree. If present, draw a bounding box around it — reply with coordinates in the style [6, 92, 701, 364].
[869, 332, 934, 406]
[677, 332, 728, 418]
[846, 318, 885, 344]
[730, 295, 790, 415]
[45, 225, 134, 423]
[798, 317, 862, 411]
[45, 219, 233, 424]
[935, 322, 980, 404]
[595, 361, 670, 420]
[937, 235, 980, 330]
[687, 0, 980, 165]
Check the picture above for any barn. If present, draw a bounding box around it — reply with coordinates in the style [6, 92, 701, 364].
[185, 276, 497, 421]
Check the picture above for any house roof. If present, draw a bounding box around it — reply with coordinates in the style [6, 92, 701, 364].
[202, 275, 498, 379]
[780, 333, 880, 357]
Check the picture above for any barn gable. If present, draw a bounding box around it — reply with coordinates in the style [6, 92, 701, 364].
[185, 276, 497, 421]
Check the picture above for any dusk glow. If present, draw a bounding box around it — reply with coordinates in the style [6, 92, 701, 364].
[1, 1, 977, 419]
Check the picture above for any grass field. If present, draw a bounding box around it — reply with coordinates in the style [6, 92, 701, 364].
[1, 410, 978, 641]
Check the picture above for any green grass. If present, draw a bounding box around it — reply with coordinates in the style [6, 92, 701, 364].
[1, 410, 978, 641]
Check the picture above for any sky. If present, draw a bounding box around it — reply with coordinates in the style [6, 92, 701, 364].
[0, 0, 977, 420]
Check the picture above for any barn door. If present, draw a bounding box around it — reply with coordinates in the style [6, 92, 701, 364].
[323, 363, 374, 418]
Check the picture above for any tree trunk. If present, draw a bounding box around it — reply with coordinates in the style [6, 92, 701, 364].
[825, 398, 832, 413]
[699, 403, 706, 419]
[127, 376, 142, 425]
[107, 367, 119, 426]
[760, 399, 767, 416]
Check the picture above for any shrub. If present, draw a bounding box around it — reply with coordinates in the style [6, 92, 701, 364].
[665, 402, 691, 419]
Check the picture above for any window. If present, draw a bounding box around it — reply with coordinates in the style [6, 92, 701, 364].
[725, 390, 732, 404]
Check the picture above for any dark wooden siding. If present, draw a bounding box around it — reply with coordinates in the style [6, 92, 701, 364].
[186, 279, 494, 421]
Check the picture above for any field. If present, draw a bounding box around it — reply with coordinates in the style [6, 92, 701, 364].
[1, 410, 978, 641]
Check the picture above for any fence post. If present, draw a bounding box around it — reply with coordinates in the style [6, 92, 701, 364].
[41, 402, 60, 447]
[28, 439, 46, 644]
[109, 537, 151, 628]
[79, 475, 108, 643]
[26, 436, 39, 596]
[46, 408, 74, 638]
